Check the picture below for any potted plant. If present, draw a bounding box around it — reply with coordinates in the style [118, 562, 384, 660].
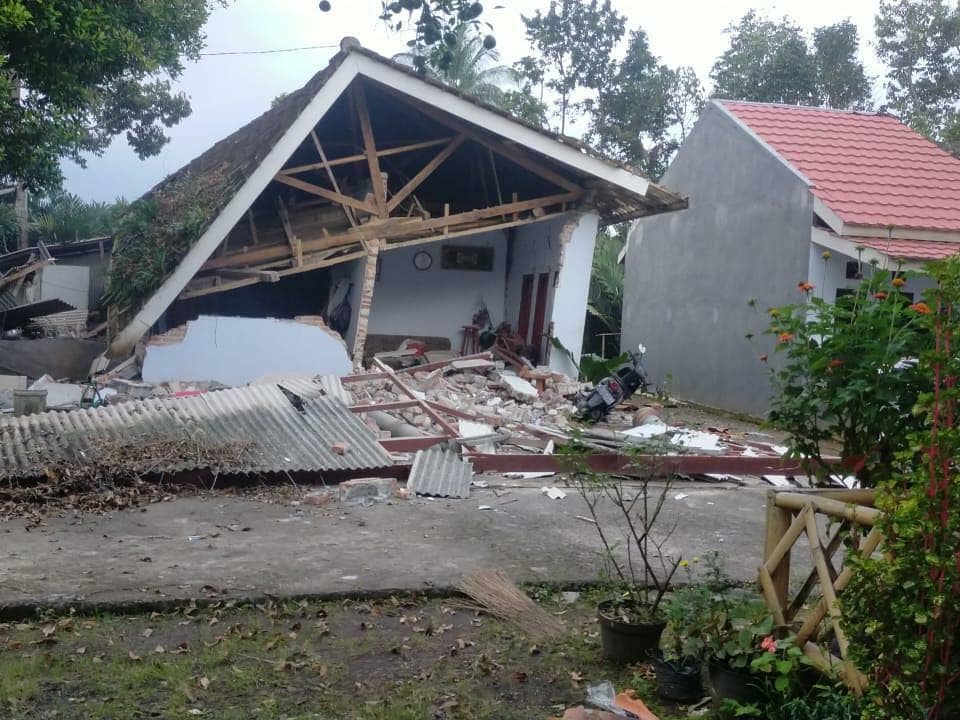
[653, 573, 709, 702]
[700, 593, 777, 703]
[564, 437, 682, 663]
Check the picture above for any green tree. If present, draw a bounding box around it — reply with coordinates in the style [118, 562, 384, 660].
[875, 0, 960, 141]
[0, 1, 225, 193]
[394, 24, 516, 104]
[520, 0, 626, 134]
[814, 21, 872, 109]
[30, 192, 127, 244]
[585, 29, 704, 177]
[711, 11, 871, 109]
[378, 0, 494, 67]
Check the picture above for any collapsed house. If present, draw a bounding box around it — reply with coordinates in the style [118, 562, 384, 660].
[0, 237, 112, 382]
[103, 38, 686, 381]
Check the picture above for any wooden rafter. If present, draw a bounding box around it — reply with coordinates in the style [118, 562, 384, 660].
[200, 191, 579, 272]
[273, 174, 376, 215]
[386, 134, 465, 213]
[379, 85, 583, 194]
[216, 267, 280, 282]
[274, 195, 303, 267]
[181, 248, 366, 300]
[278, 137, 453, 176]
[310, 130, 358, 227]
[353, 83, 388, 218]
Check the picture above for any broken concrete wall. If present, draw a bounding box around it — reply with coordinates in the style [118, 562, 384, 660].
[366, 230, 508, 349]
[141, 315, 352, 386]
[549, 212, 599, 378]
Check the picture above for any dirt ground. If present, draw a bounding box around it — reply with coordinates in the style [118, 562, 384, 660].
[0, 592, 698, 720]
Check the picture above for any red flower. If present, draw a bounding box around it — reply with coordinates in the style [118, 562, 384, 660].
[760, 635, 777, 653]
[777, 332, 794, 344]
[797, 281, 815, 293]
[828, 359, 844, 369]
[873, 291, 888, 301]
[909, 302, 933, 315]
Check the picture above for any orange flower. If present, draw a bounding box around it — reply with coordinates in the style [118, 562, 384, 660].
[873, 291, 888, 301]
[892, 277, 906, 288]
[829, 359, 844, 369]
[909, 302, 933, 315]
[777, 332, 794, 344]
[797, 281, 815, 293]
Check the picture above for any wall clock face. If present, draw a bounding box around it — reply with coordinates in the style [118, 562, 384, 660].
[413, 250, 433, 271]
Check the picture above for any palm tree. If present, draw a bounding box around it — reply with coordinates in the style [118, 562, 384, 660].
[394, 25, 517, 106]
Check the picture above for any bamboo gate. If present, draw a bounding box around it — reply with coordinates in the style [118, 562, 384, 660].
[759, 488, 881, 693]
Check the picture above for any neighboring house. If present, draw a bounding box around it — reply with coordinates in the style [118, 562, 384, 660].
[623, 100, 960, 416]
[106, 38, 686, 379]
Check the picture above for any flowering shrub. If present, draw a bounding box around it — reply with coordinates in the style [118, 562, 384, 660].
[843, 257, 960, 718]
[763, 265, 930, 486]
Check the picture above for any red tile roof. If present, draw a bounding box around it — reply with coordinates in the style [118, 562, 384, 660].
[719, 101, 960, 233]
[848, 236, 960, 261]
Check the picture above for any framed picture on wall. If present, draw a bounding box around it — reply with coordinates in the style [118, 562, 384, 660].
[441, 245, 494, 272]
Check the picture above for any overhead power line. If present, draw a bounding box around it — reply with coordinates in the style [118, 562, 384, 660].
[199, 44, 339, 57]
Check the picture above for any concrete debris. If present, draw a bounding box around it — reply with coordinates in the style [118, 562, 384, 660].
[338, 477, 397, 505]
[499, 373, 539, 402]
[541, 486, 566, 500]
[505, 471, 556, 480]
[29, 374, 84, 409]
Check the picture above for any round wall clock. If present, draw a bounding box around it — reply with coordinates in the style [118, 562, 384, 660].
[413, 250, 433, 271]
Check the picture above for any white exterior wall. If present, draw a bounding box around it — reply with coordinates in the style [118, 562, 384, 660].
[504, 217, 565, 346]
[39, 265, 90, 310]
[367, 230, 508, 349]
[550, 213, 599, 377]
[809, 242, 937, 303]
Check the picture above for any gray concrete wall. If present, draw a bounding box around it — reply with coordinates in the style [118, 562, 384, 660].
[622, 103, 813, 416]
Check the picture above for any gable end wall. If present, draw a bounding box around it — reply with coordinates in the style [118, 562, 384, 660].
[622, 103, 813, 416]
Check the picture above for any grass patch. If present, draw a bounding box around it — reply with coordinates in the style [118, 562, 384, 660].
[0, 593, 705, 719]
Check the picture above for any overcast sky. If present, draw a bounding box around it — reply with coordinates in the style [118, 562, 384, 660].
[62, 0, 884, 202]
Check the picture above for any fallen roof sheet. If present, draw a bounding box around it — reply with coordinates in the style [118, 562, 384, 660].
[0, 379, 393, 480]
[0, 298, 74, 329]
[407, 448, 473, 499]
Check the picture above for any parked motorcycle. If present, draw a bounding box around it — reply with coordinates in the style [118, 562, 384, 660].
[575, 344, 649, 423]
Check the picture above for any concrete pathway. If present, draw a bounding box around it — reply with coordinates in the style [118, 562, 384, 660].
[0, 483, 773, 614]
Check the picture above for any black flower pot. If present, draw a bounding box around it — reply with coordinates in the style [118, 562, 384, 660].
[708, 660, 765, 704]
[597, 600, 666, 663]
[652, 653, 704, 703]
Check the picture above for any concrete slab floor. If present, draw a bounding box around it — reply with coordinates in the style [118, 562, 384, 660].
[0, 483, 778, 613]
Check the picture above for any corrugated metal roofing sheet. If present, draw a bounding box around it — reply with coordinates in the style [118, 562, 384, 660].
[719, 101, 960, 232]
[407, 448, 473, 499]
[0, 380, 392, 480]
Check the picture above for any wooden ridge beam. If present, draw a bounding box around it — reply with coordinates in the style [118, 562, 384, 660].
[387, 135, 465, 213]
[278, 137, 453, 176]
[273, 174, 377, 215]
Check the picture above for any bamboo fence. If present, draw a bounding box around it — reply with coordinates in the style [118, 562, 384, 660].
[758, 488, 881, 694]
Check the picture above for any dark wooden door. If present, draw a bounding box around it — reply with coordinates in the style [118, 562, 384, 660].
[517, 273, 534, 341]
[530, 272, 550, 358]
